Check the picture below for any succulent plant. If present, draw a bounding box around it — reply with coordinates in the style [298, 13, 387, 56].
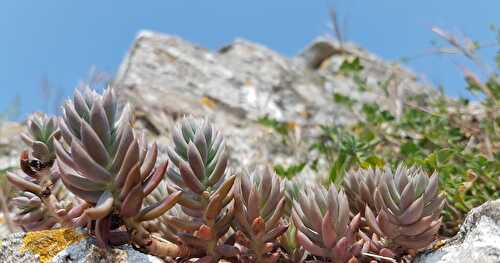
[143, 180, 195, 245]
[8, 113, 61, 192]
[55, 86, 181, 247]
[20, 113, 61, 167]
[292, 184, 363, 263]
[6, 113, 73, 230]
[11, 181, 74, 231]
[279, 220, 306, 263]
[343, 168, 383, 216]
[4, 80, 449, 263]
[166, 118, 238, 262]
[232, 167, 288, 263]
[11, 191, 54, 230]
[363, 165, 444, 252]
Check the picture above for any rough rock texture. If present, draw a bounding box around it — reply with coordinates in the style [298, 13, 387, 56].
[50, 238, 164, 263]
[414, 200, 500, 263]
[114, 31, 434, 181]
[0, 31, 449, 262]
[0, 232, 40, 263]
[0, 229, 163, 263]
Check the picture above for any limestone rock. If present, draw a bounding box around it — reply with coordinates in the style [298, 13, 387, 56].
[114, 31, 434, 181]
[0, 31, 447, 262]
[0, 229, 163, 263]
[50, 238, 164, 263]
[414, 200, 500, 263]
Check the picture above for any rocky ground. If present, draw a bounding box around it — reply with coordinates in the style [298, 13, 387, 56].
[0, 31, 497, 262]
[113, 31, 435, 183]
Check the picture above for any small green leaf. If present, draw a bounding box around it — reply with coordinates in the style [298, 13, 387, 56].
[339, 57, 364, 74]
[273, 163, 306, 180]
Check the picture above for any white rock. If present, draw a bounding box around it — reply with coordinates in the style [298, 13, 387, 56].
[414, 200, 500, 263]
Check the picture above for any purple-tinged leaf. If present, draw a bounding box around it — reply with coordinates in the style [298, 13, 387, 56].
[187, 142, 205, 179]
[58, 160, 106, 191]
[296, 231, 325, 257]
[423, 172, 439, 203]
[138, 191, 182, 221]
[398, 196, 424, 225]
[6, 172, 42, 194]
[115, 139, 139, 187]
[95, 216, 110, 247]
[140, 143, 158, 179]
[90, 101, 110, 147]
[364, 206, 383, 236]
[400, 181, 416, 211]
[71, 141, 112, 182]
[120, 163, 141, 200]
[83, 191, 114, 220]
[143, 160, 167, 196]
[321, 210, 336, 248]
[60, 175, 101, 203]
[207, 151, 228, 186]
[120, 184, 143, 218]
[179, 160, 204, 194]
[194, 130, 208, 164]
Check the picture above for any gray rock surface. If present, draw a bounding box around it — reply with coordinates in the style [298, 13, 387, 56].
[0, 231, 163, 263]
[114, 31, 434, 182]
[50, 237, 164, 263]
[0, 31, 469, 262]
[0, 232, 40, 263]
[414, 200, 500, 263]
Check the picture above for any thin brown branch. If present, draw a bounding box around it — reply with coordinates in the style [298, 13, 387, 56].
[431, 27, 492, 75]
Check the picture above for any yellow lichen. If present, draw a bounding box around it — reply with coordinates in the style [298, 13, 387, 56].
[21, 228, 86, 263]
[200, 96, 217, 109]
[287, 121, 298, 130]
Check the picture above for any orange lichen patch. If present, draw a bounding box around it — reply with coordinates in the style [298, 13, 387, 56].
[432, 239, 447, 250]
[287, 121, 298, 130]
[299, 111, 311, 119]
[21, 228, 86, 263]
[200, 96, 217, 109]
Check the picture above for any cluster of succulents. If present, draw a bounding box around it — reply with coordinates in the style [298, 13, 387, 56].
[7, 113, 74, 230]
[6, 86, 444, 262]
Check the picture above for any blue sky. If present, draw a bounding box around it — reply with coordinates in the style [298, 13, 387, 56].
[1, 1, 499, 119]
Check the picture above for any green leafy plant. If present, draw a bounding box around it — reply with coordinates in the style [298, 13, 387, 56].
[259, 42, 499, 236]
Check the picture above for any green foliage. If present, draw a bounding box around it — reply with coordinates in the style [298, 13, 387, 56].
[339, 57, 364, 74]
[260, 50, 500, 236]
[257, 115, 290, 137]
[273, 162, 306, 179]
[326, 87, 498, 234]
